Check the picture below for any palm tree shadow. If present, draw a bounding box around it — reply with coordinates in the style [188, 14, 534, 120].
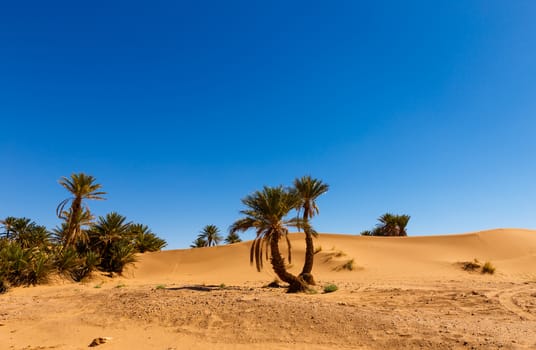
[164, 284, 240, 292]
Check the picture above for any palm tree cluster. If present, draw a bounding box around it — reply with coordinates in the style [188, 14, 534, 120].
[0, 173, 167, 293]
[360, 213, 410, 236]
[229, 176, 328, 293]
[191, 225, 242, 248]
[191, 225, 223, 248]
[0, 217, 53, 291]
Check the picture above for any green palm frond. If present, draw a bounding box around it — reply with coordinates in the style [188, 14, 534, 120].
[198, 225, 223, 247]
[231, 185, 299, 272]
[56, 173, 106, 249]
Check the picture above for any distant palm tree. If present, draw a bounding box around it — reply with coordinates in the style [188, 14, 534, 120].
[0, 217, 50, 248]
[190, 237, 207, 248]
[293, 176, 329, 285]
[361, 213, 410, 236]
[56, 173, 106, 249]
[230, 186, 308, 293]
[224, 231, 242, 244]
[0, 217, 18, 240]
[198, 225, 222, 247]
[377, 213, 410, 236]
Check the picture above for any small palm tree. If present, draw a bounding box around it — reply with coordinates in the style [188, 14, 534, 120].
[230, 186, 307, 293]
[190, 237, 207, 248]
[56, 173, 106, 249]
[224, 231, 242, 244]
[130, 224, 167, 253]
[198, 225, 222, 247]
[361, 213, 411, 236]
[293, 176, 329, 285]
[87, 212, 135, 273]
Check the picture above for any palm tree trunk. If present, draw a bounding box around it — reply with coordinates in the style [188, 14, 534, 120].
[65, 198, 82, 248]
[270, 234, 307, 293]
[299, 227, 316, 285]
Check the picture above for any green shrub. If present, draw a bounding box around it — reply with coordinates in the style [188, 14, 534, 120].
[70, 251, 101, 282]
[108, 244, 137, 274]
[25, 250, 53, 285]
[0, 279, 7, 294]
[155, 284, 166, 290]
[323, 284, 338, 293]
[0, 242, 53, 286]
[482, 261, 495, 274]
[54, 247, 80, 276]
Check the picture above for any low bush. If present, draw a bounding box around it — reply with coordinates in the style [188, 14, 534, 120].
[323, 284, 338, 293]
[462, 259, 481, 271]
[482, 261, 495, 274]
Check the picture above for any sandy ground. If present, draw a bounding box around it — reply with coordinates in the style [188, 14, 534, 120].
[1, 228, 535, 349]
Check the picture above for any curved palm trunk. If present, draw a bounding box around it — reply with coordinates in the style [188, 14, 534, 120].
[65, 198, 82, 248]
[270, 234, 307, 293]
[299, 226, 316, 285]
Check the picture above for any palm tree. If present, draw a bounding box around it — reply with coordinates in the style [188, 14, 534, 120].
[190, 237, 207, 248]
[56, 173, 106, 249]
[0, 217, 18, 240]
[198, 225, 222, 247]
[230, 186, 308, 293]
[87, 212, 135, 273]
[53, 209, 94, 247]
[376, 213, 410, 236]
[293, 176, 329, 285]
[361, 213, 410, 236]
[224, 231, 242, 244]
[88, 212, 131, 251]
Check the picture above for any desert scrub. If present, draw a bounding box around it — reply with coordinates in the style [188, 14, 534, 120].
[323, 284, 338, 293]
[323, 249, 348, 262]
[482, 261, 495, 274]
[155, 284, 166, 290]
[462, 259, 481, 271]
[340, 259, 355, 271]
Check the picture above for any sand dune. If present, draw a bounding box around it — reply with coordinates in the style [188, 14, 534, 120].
[128, 228, 536, 284]
[2, 228, 536, 349]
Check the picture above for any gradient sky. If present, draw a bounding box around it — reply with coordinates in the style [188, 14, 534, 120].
[1, 1, 535, 249]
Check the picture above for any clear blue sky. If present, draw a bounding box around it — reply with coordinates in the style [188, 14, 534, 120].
[1, 1, 535, 249]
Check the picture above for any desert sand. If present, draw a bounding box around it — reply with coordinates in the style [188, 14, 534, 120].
[1, 228, 535, 349]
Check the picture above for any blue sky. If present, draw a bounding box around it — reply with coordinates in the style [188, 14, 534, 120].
[1, 1, 535, 249]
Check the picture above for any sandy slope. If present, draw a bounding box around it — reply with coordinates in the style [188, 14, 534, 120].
[1, 229, 535, 349]
[129, 228, 536, 284]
